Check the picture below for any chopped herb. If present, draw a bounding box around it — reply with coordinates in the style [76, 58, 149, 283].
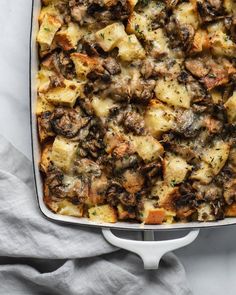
[100, 33, 105, 39]
[44, 27, 51, 32]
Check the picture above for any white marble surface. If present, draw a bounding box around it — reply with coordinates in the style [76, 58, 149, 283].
[0, 1, 236, 294]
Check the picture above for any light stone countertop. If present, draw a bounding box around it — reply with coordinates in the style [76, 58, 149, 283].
[0, 1, 235, 294]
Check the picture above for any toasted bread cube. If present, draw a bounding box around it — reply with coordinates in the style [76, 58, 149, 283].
[126, 12, 149, 38]
[117, 204, 136, 220]
[118, 35, 145, 61]
[132, 135, 164, 162]
[210, 90, 223, 104]
[40, 143, 52, 173]
[36, 94, 55, 115]
[190, 162, 214, 184]
[37, 68, 55, 93]
[39, 5, 60, 24]
[202, 141, 230, 176]
[191, 29, 210, 53]
[163, 154, 192, 185]
[51, 137, 78, 172]
[152, 180, 178, 210]
[155, 79, 191, 109]
[197, 203, 215, 221]
[71, 53, 100, 80]
[95, 22, 127, 52]
[37, 14, 62, 48]
[55, 22, 84, 50]
[224, 92, 236, 123]
[225, 203, 236, 217]
[146, 29, 169, 56]
[174, 2, 199, 29]
[44, 79, 83, 107]
[139, 200, 166, 224]
[91, 97, 116, 118]
[144, 101, 175, 137]
[210, 31, 236, 57]
[50, 200, 83, 217]
[88, 205, 117, 223]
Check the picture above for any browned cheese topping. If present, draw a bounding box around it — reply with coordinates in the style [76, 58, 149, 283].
[37, 0, 236, 224]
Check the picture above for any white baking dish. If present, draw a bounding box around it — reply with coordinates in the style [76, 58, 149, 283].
[30, 0, 236, 269]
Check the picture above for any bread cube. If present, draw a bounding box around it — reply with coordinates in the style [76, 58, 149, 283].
[37, 14, 62, 48]
[146, 29, 169, 56]
[51, 136, 78, 172]
[225, 203, 236, 217]
[174, 2, 199, 29]
[144, 101, 175, 137]
[131, 135, 164, 162]
[40, 143, 52, 173]
[151, 180, 179, 211]
[202, 141, 230, 176]
[209, 30, 236, 57]
[91, 97, 116, 118]
[191, 29, 210, 53]
[88, 205, 117, 223]
[139, 200, 166, 224]
[44, 79, 83, 107]
[224, 92, 236, 123]
[117, 204, 136, 220]
[155, 79, 191, 109]
[71, 53, 100, 80]
[126, 12, 148, 38]
[190, 162, 214, 184]
[197, 203, 215, 221]
[118, 34, 145, 61]
[55, 22, 84, 50]
[39, 5, 60, 24]
[50, 200, 83, 217]
[36, 94, 55, 116]
[163, 154, 192, 185]
[95, 22, 127, 52]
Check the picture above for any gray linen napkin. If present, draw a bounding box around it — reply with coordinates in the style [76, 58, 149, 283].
[0, 135, 192, 295]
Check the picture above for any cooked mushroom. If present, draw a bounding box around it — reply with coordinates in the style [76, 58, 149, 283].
[51, 107, 90, 138]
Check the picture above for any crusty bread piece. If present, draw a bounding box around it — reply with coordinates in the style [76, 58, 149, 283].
[155, 79, 191, 109]
[40, 143, 52, 173]
[51, 136, 78, 173]
[224, 92, 236, 123]
[55, 22, 84, 51]
[44, 79, 84, 107]
[37, 14, 62, 48]
[131, 135, 164, 162]
[88, 205, 117, 223]
[95, 22, 127, 52]
[163, 153, 192, 185]
[144, 101, 175, 138]
[71, 53, 100, 81]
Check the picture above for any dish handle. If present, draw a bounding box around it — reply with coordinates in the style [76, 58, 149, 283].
[102, 228, 199, 269]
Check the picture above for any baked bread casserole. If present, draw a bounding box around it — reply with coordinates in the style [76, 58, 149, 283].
[36, 0, 236, 224]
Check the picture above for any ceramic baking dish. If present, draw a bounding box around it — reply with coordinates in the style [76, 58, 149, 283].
[30, 0, 236, 269]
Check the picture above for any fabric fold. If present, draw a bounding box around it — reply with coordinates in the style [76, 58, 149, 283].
[0, 135, 192, 294]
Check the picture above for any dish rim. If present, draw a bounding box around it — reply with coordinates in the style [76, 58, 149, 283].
[29, 0, 236, 231]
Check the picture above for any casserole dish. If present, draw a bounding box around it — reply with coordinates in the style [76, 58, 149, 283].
[30, 0, 236, 269]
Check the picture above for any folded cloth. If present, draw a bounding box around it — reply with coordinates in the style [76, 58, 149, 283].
[0, 135, 192, 295]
